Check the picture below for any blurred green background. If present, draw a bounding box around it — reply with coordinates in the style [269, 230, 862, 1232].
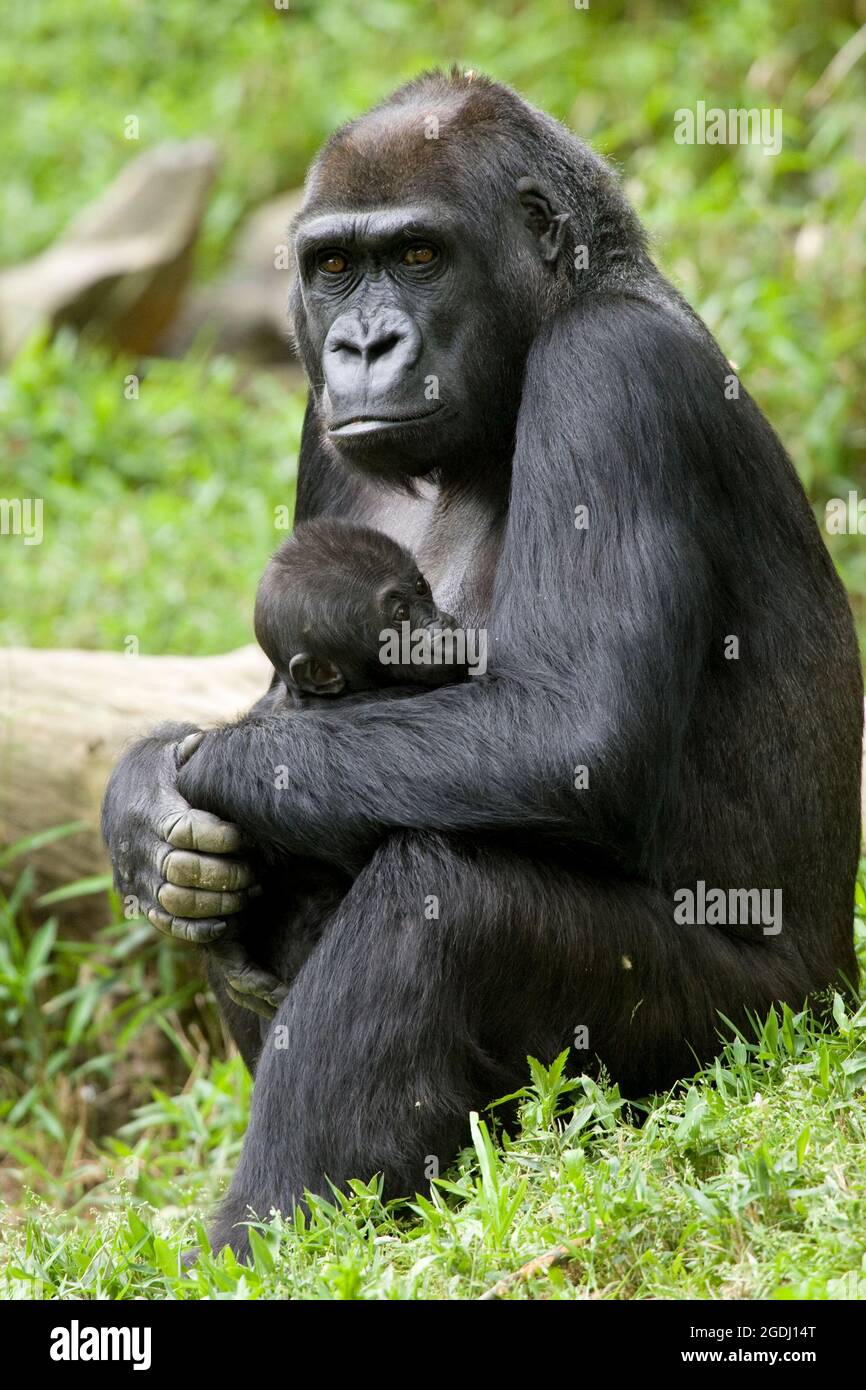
[1, 0, 864, 655]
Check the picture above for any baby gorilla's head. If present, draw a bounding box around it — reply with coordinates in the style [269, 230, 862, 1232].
[255, 518, 464, 697]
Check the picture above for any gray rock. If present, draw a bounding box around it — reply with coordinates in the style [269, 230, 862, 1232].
[0, 140, 219, 360]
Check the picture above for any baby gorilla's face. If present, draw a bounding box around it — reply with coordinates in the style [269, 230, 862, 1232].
[372, 565, 463, 688]
[293, 569, 462, 695]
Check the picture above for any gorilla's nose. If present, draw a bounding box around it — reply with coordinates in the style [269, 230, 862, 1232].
[424, 612, 458, 634]
[324, 309, 421, 414]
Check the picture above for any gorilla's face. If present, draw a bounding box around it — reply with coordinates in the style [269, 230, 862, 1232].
[292, 198, 542, 481]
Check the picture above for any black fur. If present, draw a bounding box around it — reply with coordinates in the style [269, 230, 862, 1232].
[101, 71, 863, 1260]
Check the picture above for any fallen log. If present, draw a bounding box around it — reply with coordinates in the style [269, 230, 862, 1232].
[0, 644, 271, 899]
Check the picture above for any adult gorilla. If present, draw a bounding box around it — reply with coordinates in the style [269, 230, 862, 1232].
[102, 71, 863, 1256]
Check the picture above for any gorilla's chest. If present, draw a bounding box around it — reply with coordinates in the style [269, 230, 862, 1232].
[360, 479, 500, 628]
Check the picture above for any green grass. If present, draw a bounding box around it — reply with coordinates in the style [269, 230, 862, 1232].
[4, 975, 866, 1299]
[2, 0, 865, 1299]
[0, 333, 303, 653]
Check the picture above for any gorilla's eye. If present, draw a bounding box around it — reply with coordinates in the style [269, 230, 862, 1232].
[318, 252, 348, 275]
[415, 576, 430, 596]
[394, 603, 410, 623]
[402, 245, 437, 267]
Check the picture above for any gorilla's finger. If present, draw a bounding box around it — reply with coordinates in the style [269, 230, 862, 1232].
[209, 938, 290, 1014]
[147, 906, 230, 944]
[157, 882, 246, 919]
[161, 808, 246, 855]
[177, 731, 205, 767]
[225, 981, 277, 1018]
[163, 849, 256, 893]
[225, 968, 290, 1010]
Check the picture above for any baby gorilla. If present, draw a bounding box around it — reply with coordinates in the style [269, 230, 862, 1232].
[255, 517, 463, 698]
[207, 518, 466, 1069]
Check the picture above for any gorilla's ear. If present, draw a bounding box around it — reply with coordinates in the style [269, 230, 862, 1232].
[516, 178, 570, 265]
[288, 652, 346, 696]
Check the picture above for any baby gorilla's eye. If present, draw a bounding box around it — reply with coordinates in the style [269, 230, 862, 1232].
[402, 244, 436, 267]
[415, 576, 430, 596]
[394, 603, 410, 623]
[318, 252, 348, 275]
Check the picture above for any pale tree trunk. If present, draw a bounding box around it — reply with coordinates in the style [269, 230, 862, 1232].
[0, 644, 271, 903]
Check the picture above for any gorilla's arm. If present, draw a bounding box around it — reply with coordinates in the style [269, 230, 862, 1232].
[177, 297, 721, 872]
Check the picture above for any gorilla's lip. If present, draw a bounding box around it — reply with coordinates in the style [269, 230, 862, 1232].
[327, 406, 442, 437]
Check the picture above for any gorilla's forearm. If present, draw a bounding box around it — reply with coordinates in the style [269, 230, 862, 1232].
[175, 691, 552, 868]
[173, 664, 689, 872]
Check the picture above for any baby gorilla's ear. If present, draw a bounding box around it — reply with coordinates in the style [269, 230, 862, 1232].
[288, 652, 346, 696]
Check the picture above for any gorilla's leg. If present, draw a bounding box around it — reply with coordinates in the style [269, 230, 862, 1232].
[210, 834, 811, 1259]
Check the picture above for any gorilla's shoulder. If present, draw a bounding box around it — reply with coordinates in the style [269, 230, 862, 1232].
[532, 289, 728, 393]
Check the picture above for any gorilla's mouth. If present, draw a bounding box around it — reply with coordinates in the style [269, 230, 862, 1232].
[328, 406, 443, 438]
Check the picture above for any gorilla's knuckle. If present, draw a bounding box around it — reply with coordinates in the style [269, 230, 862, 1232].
[161, 810, 192, 847]
[157, 882, 190, 914]
[147, 906, 174, 937]
[162, 848, 191, 886]
[163, 847, 244, 892]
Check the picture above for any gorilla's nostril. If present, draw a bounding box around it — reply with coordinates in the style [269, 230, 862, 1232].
[366, 333, 401, 362]
[329, 335, 363, 357]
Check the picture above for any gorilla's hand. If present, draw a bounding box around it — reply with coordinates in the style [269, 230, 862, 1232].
[101, 725, 256, 944]
[208, 933, 290, 1020]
